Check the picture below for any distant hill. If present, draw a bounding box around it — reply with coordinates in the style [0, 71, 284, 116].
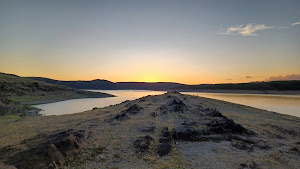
[0, 73, 114, 116]
[27, 77, 117, 90]
[27, 77, 182, 90]
[0, 73, 114, 101]
[116, 82, 182, 90]
[173, 81, 300, 91]
[26, 76, 300, 92]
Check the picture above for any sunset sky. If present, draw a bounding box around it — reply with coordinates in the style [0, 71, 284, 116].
[0, 0, 300, 84]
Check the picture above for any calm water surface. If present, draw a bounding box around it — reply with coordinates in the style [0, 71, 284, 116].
[33, 90, 300, 117]
[33, 90, 165, 116]
[182, 92, 300, 117]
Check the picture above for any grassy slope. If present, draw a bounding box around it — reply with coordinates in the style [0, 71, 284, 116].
[0, 73, 114, 116]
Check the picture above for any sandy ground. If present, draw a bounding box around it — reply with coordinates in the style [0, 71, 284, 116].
[0, 91, 299, 169]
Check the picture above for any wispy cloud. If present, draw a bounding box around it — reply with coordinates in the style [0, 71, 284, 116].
[291, 21, 300, 26]
[267, 74, 300, 81]
[245, 76, 252, 79]
[222, 24, 272, 36]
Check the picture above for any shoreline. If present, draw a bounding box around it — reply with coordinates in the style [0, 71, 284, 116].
[194, 94, 300, 118]
[25, 95, 116, 116]
[173, 89, 300, 95]
[92, 89, 300, 95]
[23, 95, 116, 105]
[33, 89, 300, 118]
[1, 93, 115, 117]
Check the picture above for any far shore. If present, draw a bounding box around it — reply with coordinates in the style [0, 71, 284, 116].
[172, 89, 300, 95]
[87, 89, 300, 95]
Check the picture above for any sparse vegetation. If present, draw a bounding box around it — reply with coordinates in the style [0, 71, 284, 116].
[1, 91, 299, 168]
[0, 72, 114, 116]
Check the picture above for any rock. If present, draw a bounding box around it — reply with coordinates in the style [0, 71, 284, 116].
[239, 161, 260, 169]
[231, 135, 255, 144]
[248, 161, 260, 169]
[172, 124, 236, 142]
[199, 133, 232, 142]
[256, 142, 271, 150]
[7, 130, 87, 169]
[139, 98, 146, 102]
[182, 119, 198, 126]
[158, 105, 168, 114]
[161, 126, 171, 137]
[140, 123, 156, 133]
[92, 107, 98, 110]
[133, 135, 153, 153]
[107, 104, 143, 125]
[123, 104, 142, 115]
[172, 126, 200, 141]
[167, 98, 186, 112]
[207, 118, 251, 135]
[157, 127, 172, 156]
[150, 112, 158, 117]
[291, 147, 300, 155]
[203, 108, 224, 117]
[114, 112, 130, 121]
[106, 112, 130, 125]
[125, 102, 132, 107]
[158, 138, 172, 157]
[232, 142, 254, 152]
[166, 90, 181, 94]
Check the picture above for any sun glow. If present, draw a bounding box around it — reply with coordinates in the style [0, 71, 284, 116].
[140, 75, 161, 83]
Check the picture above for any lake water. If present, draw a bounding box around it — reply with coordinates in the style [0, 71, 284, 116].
[33, 90, 300, 118]
[182, 92, 300, 117]
[33, 90, 166, 116]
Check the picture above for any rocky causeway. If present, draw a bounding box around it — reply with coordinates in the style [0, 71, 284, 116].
[0, 91, 300, 169]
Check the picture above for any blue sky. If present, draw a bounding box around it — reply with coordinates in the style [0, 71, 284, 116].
[0, 0, 299, 84]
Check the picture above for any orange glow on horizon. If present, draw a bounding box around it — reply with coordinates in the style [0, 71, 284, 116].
[2, 69, 293, 85]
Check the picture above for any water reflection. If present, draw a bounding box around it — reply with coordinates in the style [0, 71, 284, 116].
[33, 90, 165, 116]
[33, 90, 300, 117]
[183, 92, 300, 117]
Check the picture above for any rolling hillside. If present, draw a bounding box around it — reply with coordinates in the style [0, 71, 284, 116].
[27, 76, 300, 92]
[0, 73, 114, 116]
[27, 77, 182, 90]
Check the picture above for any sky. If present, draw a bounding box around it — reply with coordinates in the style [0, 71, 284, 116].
[0, 0, 300, 84]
